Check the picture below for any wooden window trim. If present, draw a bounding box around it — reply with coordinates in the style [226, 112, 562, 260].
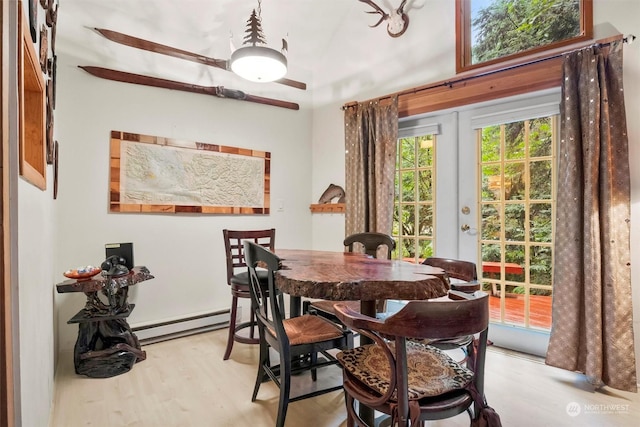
[344, 25, 623, 119]
[455, 0, 593, 74]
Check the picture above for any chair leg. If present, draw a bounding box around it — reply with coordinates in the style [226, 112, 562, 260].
[223, 295, 239, 360]
[252, 338, 268, 401]
[248, 307, 256, 340]
[275, 349, 292, 427]
[345, 393, 356, 427]
[310, 351, 318, 381]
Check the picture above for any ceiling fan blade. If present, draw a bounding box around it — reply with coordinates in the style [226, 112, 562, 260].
[94, 28, 307, 91]
[79, 66, 300, 111]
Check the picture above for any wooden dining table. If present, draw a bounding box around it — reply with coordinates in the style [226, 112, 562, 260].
[273, 249, 450, 426]
[274, 249, 450, 318]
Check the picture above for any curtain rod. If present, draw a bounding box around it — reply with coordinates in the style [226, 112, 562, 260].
[342, 34, 636, 110]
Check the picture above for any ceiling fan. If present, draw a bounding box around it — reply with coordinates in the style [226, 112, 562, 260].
[93, 27, 307, 91]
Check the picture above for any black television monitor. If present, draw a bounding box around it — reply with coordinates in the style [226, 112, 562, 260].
[105, 242, 134, 270]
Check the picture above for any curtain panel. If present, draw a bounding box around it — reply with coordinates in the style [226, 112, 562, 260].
[546, 41, 636, 392]
[344, 96, 398, 238]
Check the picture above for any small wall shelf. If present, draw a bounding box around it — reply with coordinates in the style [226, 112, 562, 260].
[309, 203, 345, 213]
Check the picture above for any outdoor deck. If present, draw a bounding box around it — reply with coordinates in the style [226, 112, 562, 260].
[489, 293, 552, 329]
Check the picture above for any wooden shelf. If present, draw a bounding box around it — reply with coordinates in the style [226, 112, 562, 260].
[309, 203, 345, 213]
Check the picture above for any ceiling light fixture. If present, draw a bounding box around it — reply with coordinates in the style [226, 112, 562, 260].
[230, 0, 287, 83]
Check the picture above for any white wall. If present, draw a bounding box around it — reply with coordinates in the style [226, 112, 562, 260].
[51, 57, 314, 354]
[15, 2, 56, 426]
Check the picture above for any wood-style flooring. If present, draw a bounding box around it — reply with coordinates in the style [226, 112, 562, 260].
[50, 328, 640, 426]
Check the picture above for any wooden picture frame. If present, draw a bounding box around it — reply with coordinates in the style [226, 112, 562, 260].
[109, 131, 271, 214]
[19, 4, 47, 190]
[455, 0, 593, 73]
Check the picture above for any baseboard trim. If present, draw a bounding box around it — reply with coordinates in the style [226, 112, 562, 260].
[131, 309, 230, 345]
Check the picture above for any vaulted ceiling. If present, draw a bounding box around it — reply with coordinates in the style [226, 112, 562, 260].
[56, 0, 453, 102]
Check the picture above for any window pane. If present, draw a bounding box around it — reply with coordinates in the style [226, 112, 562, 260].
[418, 239, 433, 261]
[482, 164, 502, 201]
[505, 122, 525, 160]
[505, 244, 525, 283]
[530, 245, 553, 286]
[529, 117, 553, 157]
[505, 162, 525, 200]
[418, 204, 433, 236]
[530, 203, 552, 243]
[481, 125, 501, 162]
[418, 170, 432, 200]
[400, 137, 415, 169]
[481, 204, 501, 240]
[504, 203, 525, 241]
[481, 243, 501, 279]
[399, 204, 414, 236]
[417, 135, 433, 167]
[530, 160, 552, 199]
[401, 171, 415, 202]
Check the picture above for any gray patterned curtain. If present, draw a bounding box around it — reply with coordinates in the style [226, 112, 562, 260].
[344, 97, 398, 238]
[545, 41, 637, 392]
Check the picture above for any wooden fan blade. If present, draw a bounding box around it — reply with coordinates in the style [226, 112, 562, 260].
[94, 28, 307, 91]
[79, 66, 300, 111]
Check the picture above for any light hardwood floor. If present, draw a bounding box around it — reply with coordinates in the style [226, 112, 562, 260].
[50, 328, 640, 427]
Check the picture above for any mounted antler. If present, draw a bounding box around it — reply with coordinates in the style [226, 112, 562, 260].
[358, 0, 409, 38]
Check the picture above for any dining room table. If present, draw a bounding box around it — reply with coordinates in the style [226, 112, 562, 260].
[273, 248, 450, 426]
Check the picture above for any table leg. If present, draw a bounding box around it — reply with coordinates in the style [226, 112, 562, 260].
[289, 295, 301, 317]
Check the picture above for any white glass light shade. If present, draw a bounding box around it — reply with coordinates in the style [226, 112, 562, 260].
[230, 46, 287, 83]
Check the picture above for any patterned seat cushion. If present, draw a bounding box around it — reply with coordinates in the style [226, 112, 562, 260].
[337, 341, 473, 401]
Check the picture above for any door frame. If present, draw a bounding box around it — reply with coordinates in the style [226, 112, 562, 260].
[457, 90, 560, 356]
[1, 1, 20, 425]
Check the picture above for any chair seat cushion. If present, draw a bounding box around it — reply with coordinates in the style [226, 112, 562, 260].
[230, 269, 269, 287]
[267, 315, 345, 346]
[337, 341, 473, 401]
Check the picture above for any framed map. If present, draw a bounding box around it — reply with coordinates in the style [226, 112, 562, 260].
[109, 130, 270, 214]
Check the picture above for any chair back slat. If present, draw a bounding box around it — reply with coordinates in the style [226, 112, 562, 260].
[223, 229, 275, 280]
[344, 232, 396, 260]
[243, 240, 287, 345]
[422, 257, 477, 282]
[381, 294, 489, 339]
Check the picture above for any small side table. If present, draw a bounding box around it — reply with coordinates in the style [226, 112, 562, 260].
[56, 266, 154, 378]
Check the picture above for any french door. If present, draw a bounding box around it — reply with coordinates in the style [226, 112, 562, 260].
[400, 91, 560, 356]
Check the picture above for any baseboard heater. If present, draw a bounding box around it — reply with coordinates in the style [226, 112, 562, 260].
[131, 309, 231, 345]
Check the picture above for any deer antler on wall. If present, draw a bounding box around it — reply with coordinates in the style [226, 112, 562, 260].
[358, 0, 409, 37]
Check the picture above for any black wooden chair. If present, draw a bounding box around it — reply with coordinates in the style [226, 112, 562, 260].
[222, 228, 275, 360]
[334, 291, 493, 427]
[303, 232, 396, 323]
[244, 241, 354, 427]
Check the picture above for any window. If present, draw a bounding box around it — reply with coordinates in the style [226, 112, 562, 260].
[455, 0, 593, 73]
[393, 122, 438, 263]
[478, 115, 557, 329]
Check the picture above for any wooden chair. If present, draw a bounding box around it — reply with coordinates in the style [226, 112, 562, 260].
[303, 232, 396, 322]
[334, 291, 492, 427]
[422, 256, 480, 293]
[222, 229, 275, 361]
[244, 241, 353, 427]
[413, 257, 481, 353]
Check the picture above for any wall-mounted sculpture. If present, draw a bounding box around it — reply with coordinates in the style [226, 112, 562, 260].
[358, 0, 409, 38]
